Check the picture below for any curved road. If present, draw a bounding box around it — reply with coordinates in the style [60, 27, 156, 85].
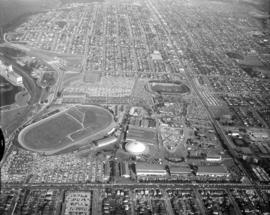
[0, 55, 42, 135]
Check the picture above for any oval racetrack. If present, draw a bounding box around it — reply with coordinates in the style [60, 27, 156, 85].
[18, 105, 116, 155]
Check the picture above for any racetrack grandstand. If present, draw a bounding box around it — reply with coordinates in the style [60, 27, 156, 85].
[18, 105, 116, 155]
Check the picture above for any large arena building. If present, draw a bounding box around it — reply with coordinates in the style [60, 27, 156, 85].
[125, 141, 148, 155]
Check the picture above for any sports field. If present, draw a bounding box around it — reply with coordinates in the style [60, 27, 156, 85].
[18, 105, 116, 155]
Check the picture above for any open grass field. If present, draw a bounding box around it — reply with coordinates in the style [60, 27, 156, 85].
[18, 105, 115, 155]
[24, 114, 81, 150]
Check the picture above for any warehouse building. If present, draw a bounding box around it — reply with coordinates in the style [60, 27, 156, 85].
[120, 162, 130, 178]
[170, 166, 192, 177]
[197, 165, 229, 177]
[103, 161, 111, 182]
[136, 162, 167, 177]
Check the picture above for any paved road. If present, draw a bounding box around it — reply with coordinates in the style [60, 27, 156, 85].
[2, 182, 270, 190]
[0, 48, 62, 167]
[0, 55, 42, 104]
[146, 0, 268, 200]
[0, 55, 42, 138]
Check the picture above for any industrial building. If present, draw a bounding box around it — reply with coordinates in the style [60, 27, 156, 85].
[136, 162, 167, 176]
[126, 125, 157, 144]
[0, 62, 23, 86]
[120, 162, 130, 178]
[196, 165, 229, 177]
[170, 166, 192, 177]
[6, 71, 23, 85]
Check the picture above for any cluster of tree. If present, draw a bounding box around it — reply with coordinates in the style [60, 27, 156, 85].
[0, 47, 25, 58]
[61, 0, 104, 3]
[41, 72, 56, 87]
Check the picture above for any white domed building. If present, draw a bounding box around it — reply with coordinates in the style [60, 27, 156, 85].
[125, 141, 148, 155]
